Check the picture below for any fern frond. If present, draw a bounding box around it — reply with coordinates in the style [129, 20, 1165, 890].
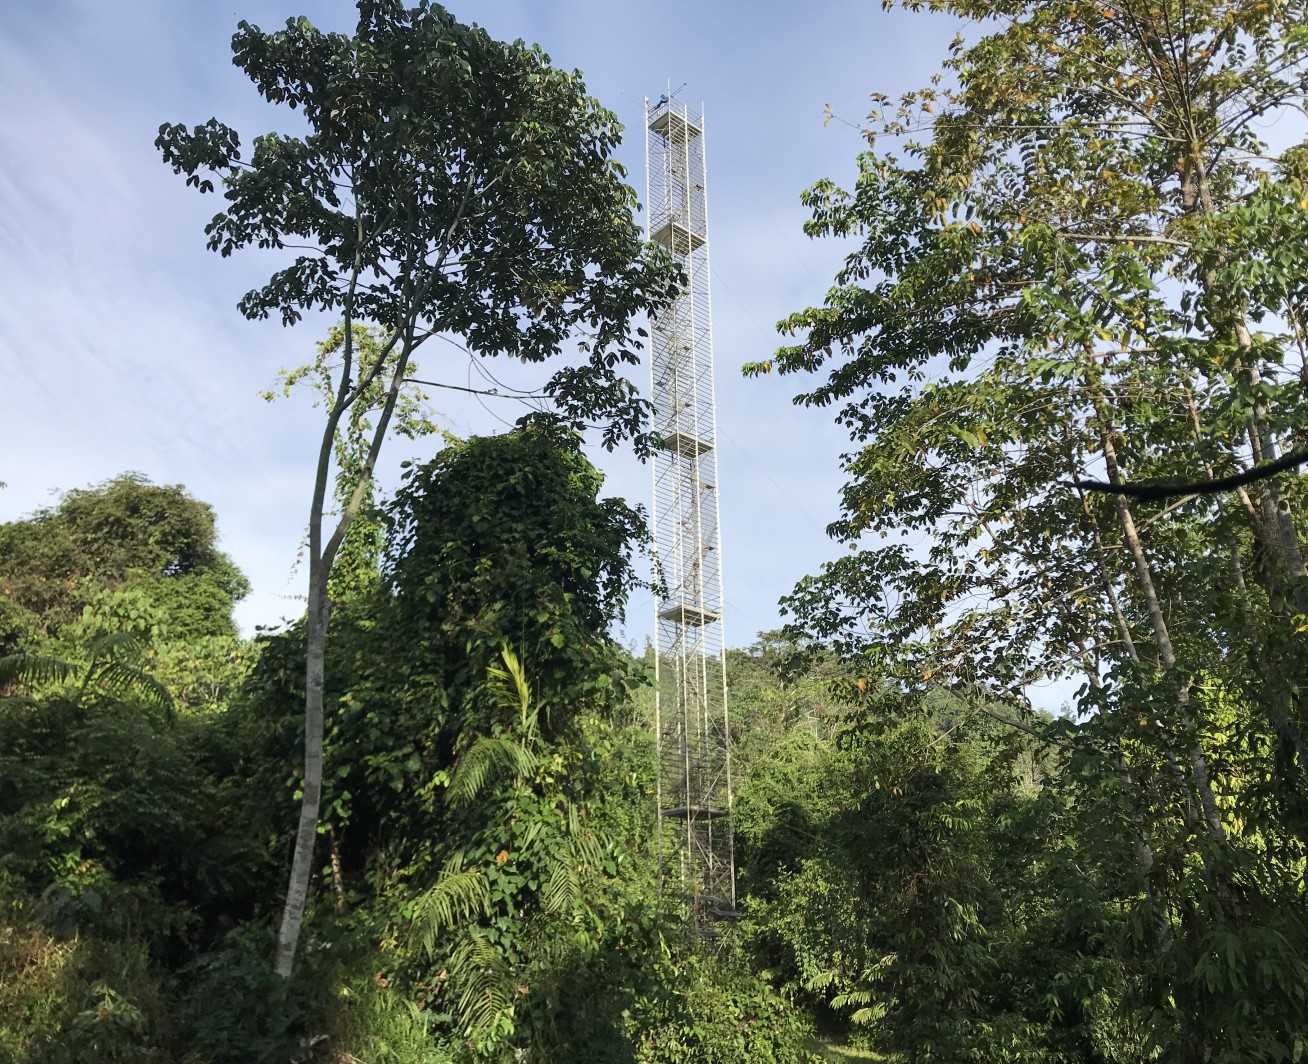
[0, 653, 80, 691]
[0, 632, 173, 717]
[93, 662, 175, 716]
[805, 969, 838, 992]
[87, 631, 150, 664]
[833, 985, 886, 1025]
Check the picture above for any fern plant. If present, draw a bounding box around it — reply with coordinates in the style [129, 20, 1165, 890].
[0, 631, 173, 716]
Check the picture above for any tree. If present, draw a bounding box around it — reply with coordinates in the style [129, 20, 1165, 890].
[156, 1, 678, 977]
[0, 474, 248, 657]
[261, 321, 444, 607]
[755, 0, 1308, 1056]
[233, 425, 656, 1056]
[341, 423, 650, 919]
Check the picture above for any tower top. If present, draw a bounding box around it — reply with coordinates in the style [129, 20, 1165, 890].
[648, 106, 702, 141]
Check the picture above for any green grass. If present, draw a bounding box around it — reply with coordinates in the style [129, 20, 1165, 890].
[803, 1035, 886, 1061]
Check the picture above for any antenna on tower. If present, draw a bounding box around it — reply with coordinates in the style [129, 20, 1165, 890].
[644, 92, 737, 937]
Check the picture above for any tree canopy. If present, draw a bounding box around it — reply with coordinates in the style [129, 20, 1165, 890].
[156, 0, 677, 447]
[753, 0, 1308, 1057]
[0, 474, 248, 657]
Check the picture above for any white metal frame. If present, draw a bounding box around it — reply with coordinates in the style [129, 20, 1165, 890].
[645, 94, 736, 933]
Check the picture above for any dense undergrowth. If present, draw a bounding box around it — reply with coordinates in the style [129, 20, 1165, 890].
[5, 453, 1308, 1061]
[0, 451, 821, 1064]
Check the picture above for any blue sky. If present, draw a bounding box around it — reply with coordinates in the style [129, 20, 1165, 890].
[0, 0, 962, 650]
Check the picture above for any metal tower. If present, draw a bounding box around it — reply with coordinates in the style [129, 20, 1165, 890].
[644, 95, 736, 936]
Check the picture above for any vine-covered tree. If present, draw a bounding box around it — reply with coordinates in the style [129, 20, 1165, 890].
[156, 0, 679, 976]
[0, 474, 248, 658]
[238, 424, 652, 1056]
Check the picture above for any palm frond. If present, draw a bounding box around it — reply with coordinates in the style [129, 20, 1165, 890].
[448, 735, 539, 806]
[517, 816, 545, 851]
[542, 860, 580, 915]
[449, 931, 514, 1044]
[486, 646, 531, 731]
[569, 826, 604, 872]
[540, 821, 604, 914]
[409, 861, 491, 959]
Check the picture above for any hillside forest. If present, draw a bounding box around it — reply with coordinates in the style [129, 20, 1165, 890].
[5, 0, 1308, 1061]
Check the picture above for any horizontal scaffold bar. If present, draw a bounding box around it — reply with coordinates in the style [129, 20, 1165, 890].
[661, 805, 730, 820]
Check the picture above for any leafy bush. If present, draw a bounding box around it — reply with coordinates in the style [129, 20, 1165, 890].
[173, 928, 306, 1064]
[0, 915, 166, 1064]
[623, 946, 819, 1064]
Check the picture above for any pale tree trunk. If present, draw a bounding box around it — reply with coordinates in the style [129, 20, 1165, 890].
[1097, 410, 1238, 924]
[1091, 408, 1232, 1059]
[274, 582, 329, 976]
[1074, 634, 1174, 959]
[274, 312, 418, 978]
[1183, 394, 1308, 801]
[1226, 547, 1308, 796]
[1189, 147, 1308, 614]
[272, 185, 472, 978]
[1073, 471, 1178, 968]
[1097, 415, 1226, 842]
[1073, 475, 1140, 663]
[1242, 385, 1308, 615]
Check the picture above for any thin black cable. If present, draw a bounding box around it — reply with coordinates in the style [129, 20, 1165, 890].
[403, 376, 551, 401]
[431, 333, 550, 401]
[1070, 446, 1308, 500]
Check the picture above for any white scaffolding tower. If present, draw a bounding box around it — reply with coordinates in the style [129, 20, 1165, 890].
[644, 95, 736, 935]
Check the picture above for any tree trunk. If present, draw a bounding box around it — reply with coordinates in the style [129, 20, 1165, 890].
[1228, 548, 1308, 768]
[275, 587, 328, 977]
[274, 316, 418, 978]
[1182, 392, 1308, 857]
[1096, 409, 1243, 942]
[1190, 150, 1308, 614]
[330, 827, 348, 916]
